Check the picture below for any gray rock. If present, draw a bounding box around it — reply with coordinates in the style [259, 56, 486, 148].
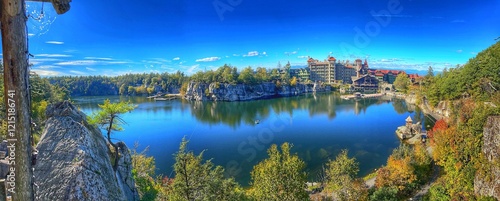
[185, 82, 331, 101]
[474, 116, 500, 200]
[34, 101, 138, 201]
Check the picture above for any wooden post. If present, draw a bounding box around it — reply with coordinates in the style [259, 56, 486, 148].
[1, 0, 34, 200]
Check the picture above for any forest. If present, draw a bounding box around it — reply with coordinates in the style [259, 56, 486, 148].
[45, 63, 297, 97]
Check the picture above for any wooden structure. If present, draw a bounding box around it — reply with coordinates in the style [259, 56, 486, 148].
[1, 0, 70, 200]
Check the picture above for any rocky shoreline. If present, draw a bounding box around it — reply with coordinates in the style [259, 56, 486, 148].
[184, 82, 332, 101]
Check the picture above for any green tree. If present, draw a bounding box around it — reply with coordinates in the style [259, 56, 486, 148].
[370, 186, 399, 201]
[425, 66, 434, 79]
[131, 145, 160, 200]
[324, 150, 367, 201]
[249, 143, 308, 201]
[170, 137, 243, 201]
[238, 66, 256, 84]
[393, 73, 411, 93]
[88, 99, 136, 171]
[255, 67, 269, 82]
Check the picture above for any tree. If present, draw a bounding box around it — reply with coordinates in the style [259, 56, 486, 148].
[324, 150, 368, 200]
[170, 137, 244, 200]
[290, 76, 298, 87]
[375, 145, 417, 197]
[88, 99, 136, 171]
[131, 145, 160, 200]
[238, 66, 256, 84]
[249, 143, 308, 201]
[255, 67, 269, 82]
[426, 66, 434, 79]
[393, 73, 411, 93]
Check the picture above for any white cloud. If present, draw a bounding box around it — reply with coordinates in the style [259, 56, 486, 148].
[297, 56, 308, 59]
[456, 49, 463, 53]
[69, 70, 87, 75]
[55, 60, 98, 66]
[31, 69, 60, 76]
[35, 54, 71, 58]
[243, 51, 259, 57]
[37, 65, 60, 69]
[233, 54, 240, 57]
[45, 41, 64, 45]
[28, 33, 35, 37]
[262, 52, 267, 55]
[173, 57, 180, 61]
[284, 51, 298, 56]
[196, 57, 220, 62]
[107, 61, 129, 64]
[84, 57, 113, 60]
[86, 67, 97, 71]
[186, 64, 200, 74]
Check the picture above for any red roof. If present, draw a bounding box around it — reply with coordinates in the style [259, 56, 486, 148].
[307, 58, 314, 62]
[380, 70, 390, 74]
[390, 70, 401, 74]
[328, 57, 336, 61]
[375, 73, 384, 76]
[409, 74, 421, 79]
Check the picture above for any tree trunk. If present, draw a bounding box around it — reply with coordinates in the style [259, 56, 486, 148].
[1, 0, 34, 200]
[107, 117, 119, 171]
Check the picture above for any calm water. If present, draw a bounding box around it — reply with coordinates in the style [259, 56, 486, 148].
[73, 93, 433, 186]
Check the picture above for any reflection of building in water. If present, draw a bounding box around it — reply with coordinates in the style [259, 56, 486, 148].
[354, 100, 360, 115]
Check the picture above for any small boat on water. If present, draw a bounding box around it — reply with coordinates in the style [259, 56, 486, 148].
[255, 119, 260, 124]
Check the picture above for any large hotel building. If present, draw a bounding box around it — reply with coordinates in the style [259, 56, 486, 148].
[307, 56, 369, 84]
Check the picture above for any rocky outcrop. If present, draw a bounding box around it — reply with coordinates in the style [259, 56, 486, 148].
[34, 101, 139, 201]
[184, 82, 331, 101]
[475, 116, 500, 200]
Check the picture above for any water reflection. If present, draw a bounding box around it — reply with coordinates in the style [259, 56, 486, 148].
[187, 93, 391, 128]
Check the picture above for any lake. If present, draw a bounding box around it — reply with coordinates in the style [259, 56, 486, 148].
[73, 93, 434, 186]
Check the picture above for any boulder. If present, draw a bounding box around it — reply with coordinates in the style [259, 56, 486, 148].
[34, 101, 139, 201]
[475, 116, 500, 200]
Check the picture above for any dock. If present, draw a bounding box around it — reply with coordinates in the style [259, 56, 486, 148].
[149, 94, 181, 101]
[341, 93, 385, 100]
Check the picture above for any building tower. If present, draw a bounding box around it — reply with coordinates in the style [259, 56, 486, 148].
[355, 59, 362, 78]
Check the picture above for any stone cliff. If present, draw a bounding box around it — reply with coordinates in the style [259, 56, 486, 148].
[34, 101, 139, 201]
[184, 82, 331, 101]
[475, 116, 500, 200]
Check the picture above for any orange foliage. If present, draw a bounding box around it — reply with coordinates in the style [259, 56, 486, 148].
[427, 119, 448, 142]
[375, 156, 416, 191]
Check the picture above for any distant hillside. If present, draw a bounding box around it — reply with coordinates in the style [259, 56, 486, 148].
[426, 41, 500, 105]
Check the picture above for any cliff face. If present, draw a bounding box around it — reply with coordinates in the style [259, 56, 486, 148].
[185, 82, 331, 101]
[34, 101, 139, 201]
[475, 116, 500, 200]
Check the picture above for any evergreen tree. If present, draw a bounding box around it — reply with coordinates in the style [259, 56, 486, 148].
[88, 99, 136, 171]
[170, 137, 244, 201]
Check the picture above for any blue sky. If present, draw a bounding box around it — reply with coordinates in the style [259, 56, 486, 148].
[19, 0, 500, 76]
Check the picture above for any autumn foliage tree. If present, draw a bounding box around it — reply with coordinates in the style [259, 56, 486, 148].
[324, 150, 368, 200]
